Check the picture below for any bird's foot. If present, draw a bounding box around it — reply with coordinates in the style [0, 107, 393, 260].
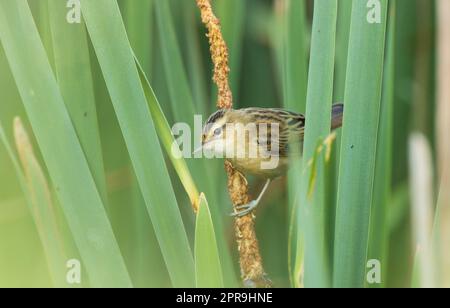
[230, 200, 258, 217]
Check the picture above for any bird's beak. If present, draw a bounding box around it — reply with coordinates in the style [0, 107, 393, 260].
[193, 134, 207, 155]
[192, 145, 204, 155]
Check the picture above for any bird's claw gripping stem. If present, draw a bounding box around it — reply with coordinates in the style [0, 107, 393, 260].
[230, 200, 258, 217]
[229, 179, 271, 217]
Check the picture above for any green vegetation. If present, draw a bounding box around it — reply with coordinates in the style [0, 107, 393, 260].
[0, 0, 446, 288]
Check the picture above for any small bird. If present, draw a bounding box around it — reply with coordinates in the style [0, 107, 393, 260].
[198, 104, 344, 217]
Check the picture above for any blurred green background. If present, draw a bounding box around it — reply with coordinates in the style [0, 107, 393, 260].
[0, 0, 448, 288]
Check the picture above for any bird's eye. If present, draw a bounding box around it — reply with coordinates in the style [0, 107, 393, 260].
[214, 127, 222, 136]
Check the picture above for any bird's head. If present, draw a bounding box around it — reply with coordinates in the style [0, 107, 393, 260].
[195, 109, 233, 156]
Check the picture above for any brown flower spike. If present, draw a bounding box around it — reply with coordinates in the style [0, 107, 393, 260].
[196, 0, 233, 109]
[196, 0, 270, 287]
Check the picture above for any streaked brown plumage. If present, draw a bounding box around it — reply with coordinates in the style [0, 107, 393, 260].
[200, 104, 344, 216]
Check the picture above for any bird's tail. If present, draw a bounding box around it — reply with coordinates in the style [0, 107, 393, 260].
[331, 103, 344, 130]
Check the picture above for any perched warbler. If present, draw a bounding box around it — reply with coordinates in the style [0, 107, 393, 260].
[197, 104, 344, 217]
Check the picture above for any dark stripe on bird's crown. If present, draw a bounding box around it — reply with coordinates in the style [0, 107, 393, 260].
[206, 109, 227, 125]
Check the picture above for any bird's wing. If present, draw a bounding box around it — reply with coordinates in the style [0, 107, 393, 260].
[278, 110, 305, 156]
[242, 108, 305, 157]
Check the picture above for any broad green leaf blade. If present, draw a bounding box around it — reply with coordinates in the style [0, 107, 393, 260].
[392, 0, 416, 186]
[195, 194, 224, 288]
[122, 0, 153, 77]
[79, 0, 195, 287]
[0, 0, 131, 288]
[48, 0, 108, 205]
[154, 0, 196, 122]
[328, 0, 353, 275]
[334, 0, 353, 102]
[299, 0, 337, 288]
[153, 1, 218, 201]
[284, 0, 308, 113]
[12, 118, 67, 287]
[0, 124, 28, 208]
[153, 0, 216, 206]
[283, 0, 309, 287]
[137, 48, 238, 287]
[29, 0, 55, 71]
[367, 4, 396, 288]
[1, 121, 67, 287]
[136, 60, 200, 209]
[0, 123, 29, 211]
[292, 220, 305, 288]
[333, 0, 389, 288]
[154, 0, 238, 287]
